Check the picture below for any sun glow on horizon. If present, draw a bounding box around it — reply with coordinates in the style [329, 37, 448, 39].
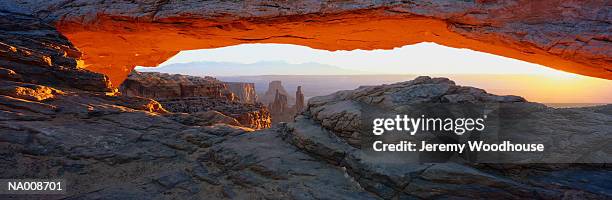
[151, 43, 587, 77]
[138, 43, 611, 103]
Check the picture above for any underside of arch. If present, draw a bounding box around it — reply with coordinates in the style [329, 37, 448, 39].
[41, 1, 611, 86]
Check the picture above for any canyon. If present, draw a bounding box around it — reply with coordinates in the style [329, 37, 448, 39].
[120, 71, 271, 130]
[1, 72, 610, 198]
[225, 82, 257, 104]
[264, 81, 306, 124]
[0, 1, 611, 199]
[261, 81, 294, 106]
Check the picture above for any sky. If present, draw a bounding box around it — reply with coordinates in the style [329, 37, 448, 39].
[153, 42, 568, 75]
[139, 43, 611, 103]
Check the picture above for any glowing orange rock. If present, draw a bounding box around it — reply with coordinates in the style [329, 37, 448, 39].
[36, 1, 610, 85]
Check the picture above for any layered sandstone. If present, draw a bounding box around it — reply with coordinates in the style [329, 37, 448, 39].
[226, 82, 258, 104]
[268, 85, 307, 124]
[295, 86, 305, 113]
[5, 0, 610, 85]
[120, 71, 236, 100]
[268, 89, 291, 124]
[261, 81, 294, 106]
[119, 71, 271, 129]
[161, 97, 271, 130]
[0, 10, 111, 92]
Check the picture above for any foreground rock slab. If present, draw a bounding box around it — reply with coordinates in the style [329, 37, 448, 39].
[0, 80, 377, 199]
[0, 76, 611, 199]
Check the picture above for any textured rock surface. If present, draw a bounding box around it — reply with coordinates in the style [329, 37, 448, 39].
[295, 86, 305, 113]
[1, 76, 610, 199]
[281, 76, 612, 198]
[261, 81, 294, 106]
[263, 81, 307, 124]
[226, 82, 258, 104]
[3, 0, 610, 84]
[0, 79, 377, 199]
[120, 71, 271, 129]
[269, 90, 289, 117]
[0, 10, 112, 92]
[268, 85, 307, 124]
[0, 2, 611, 199]
[307, 76, 527, 146]
[161, 97, 272, 130]
[120, 71, 236, 101]
[165, 111, 243, 128]
[303, 77, 612, 164]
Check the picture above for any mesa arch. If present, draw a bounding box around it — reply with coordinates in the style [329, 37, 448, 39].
[22, 0, 610, 86]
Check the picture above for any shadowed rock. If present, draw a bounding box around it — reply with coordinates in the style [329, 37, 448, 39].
[0, 75, 610, 199]
[0, 11, 112, 92]
[279, 76, 611, 199]
[0, 3, 610, 198]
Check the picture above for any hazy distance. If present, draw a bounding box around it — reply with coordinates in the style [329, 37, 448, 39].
[136, 43, 612, 104]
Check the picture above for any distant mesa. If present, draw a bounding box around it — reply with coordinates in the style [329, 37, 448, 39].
[119, 71, 271, 129]
[120, 71, 306, 126]
[265, 80, 306, 124]
[295, 86, 305, 112]
[261, 80, 294, 106]
[120, 71, 235, 100]
[226, 82, 258, 104]
[269, 89, 289, 116]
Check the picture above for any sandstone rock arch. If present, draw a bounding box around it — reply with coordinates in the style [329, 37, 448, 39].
[16, 0, 612, 86]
